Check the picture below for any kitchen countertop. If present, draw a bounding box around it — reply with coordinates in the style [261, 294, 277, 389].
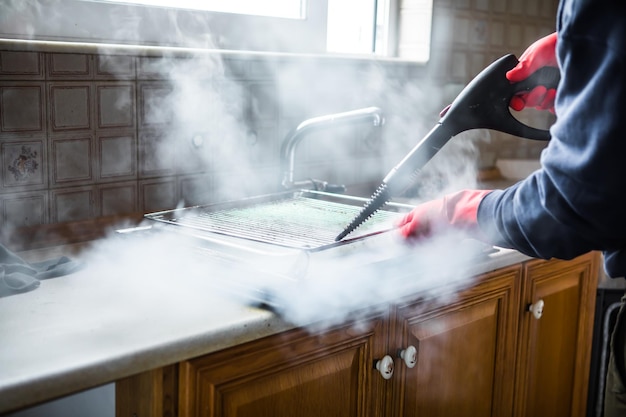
[0, 233, 530, 414]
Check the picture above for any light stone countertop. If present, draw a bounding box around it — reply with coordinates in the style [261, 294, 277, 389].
[0, 235, 530, 414]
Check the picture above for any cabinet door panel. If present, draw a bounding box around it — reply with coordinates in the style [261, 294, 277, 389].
[393, 267, 521, 417]
[515, 253, 599, 417]
[179, 315, 388, 417]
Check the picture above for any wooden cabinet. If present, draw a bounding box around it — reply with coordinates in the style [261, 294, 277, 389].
[514, 255, 599, 417]
[116, 252, 599, 417]
[390, 265, 521, 417]
[177, 314, 389, 417]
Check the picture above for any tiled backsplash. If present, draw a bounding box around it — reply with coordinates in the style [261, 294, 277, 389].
[0, 0, 559, 231]
[427, 0, 558, 161]
[0, 49, 426, 230]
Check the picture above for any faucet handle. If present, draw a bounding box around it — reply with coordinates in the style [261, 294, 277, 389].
[318, 182, 346, 194]
[291, 179, 346, 194]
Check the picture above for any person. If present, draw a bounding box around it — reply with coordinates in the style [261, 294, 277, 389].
[395, 1, 626, 414]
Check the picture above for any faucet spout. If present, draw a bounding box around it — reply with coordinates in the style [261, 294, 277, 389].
[280, 106, 384, 190]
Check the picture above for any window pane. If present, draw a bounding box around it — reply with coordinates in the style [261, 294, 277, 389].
[89, 0, 306, 19]
[327, 0, 376, 54]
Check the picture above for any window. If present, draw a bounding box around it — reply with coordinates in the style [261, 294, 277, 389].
[91, 0, 306, 19]
[0, 0, 432, 61]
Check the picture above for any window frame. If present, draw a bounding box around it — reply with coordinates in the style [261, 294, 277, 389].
[0, 0, 328, 53]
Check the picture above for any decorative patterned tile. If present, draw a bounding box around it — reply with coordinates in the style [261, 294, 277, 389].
[49, 83, 93, 132]
[96, 83, 135, 129]
[470, 19, 488, 45]
[2, 141, 46, 189]
[0, 83, 45, 133]
[0, 52, 44, 79]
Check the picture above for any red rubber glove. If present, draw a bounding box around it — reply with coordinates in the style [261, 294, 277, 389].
[506, 32, 558, 113]
[397, 189, 492, 240]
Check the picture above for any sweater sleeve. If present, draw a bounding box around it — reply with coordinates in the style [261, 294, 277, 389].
[477, 0, 626, 276]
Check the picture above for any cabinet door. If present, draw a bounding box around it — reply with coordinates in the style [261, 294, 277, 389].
[514, 252, 599, 417]
[178, 313, 389, 417]
[391, 265, 522, 417]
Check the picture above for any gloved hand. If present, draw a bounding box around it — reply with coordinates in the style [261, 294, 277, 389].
[506, 32, 558, 113]
[397, 189, 492, 240]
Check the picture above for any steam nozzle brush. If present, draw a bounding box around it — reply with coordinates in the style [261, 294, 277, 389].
[335, 53, 560, 241]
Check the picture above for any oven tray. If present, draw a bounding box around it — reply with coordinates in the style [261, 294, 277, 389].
[144, 190, 413, 251]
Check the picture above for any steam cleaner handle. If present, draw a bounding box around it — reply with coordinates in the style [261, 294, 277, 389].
[334, 54, 560, 241]
[383, 54, 560, 196]
[439, 53, 560, 142]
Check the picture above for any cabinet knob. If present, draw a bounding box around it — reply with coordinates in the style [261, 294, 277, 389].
[528, 299, 545, 319]
[398, 345, 418, 368]
[374, 355, 394, 380]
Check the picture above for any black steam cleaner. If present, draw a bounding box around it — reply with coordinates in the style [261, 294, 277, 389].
[335, 54, 560, 241]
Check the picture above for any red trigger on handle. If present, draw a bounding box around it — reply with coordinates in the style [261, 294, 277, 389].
[439, 104, 451, 118]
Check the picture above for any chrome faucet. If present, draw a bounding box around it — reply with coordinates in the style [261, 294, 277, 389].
[280, 106, 385, 191]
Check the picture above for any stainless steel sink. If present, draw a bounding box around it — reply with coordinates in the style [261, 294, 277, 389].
[142, 190, 414, 252]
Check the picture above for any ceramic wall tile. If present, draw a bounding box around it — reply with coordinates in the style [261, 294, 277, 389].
[98, 181, 137, 216]
[490, 20, 505, 46]
[50, 134, 94, 186]
[47, 53, 93, 80]
[95, 55, 135, 80]
[0, 82, 46, 134]
[1, 190, 48, 227]
[248, 82, 278, 122]
[50, 186, 95, 222]
[245, 123, 278, 169]
[176, 132, 212, 175]
[178, 174, 212, 206]
[0, 51, 44, 80]
[0, 0, 558, 226]
[97, 132, 136, 181]
[49, 83, 93, 132]
[1, 140, 46, 190]
[137, 82, 174, 128]
[138, 130, 176, 178]
[96, 82, 135, 129]
[139, 178, 177, 212]
[137, 56, 197, 80]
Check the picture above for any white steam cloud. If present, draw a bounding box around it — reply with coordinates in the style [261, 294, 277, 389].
[5, 2, 494, 330]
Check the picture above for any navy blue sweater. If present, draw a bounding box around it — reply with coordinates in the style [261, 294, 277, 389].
[477, 0, 626, 277]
